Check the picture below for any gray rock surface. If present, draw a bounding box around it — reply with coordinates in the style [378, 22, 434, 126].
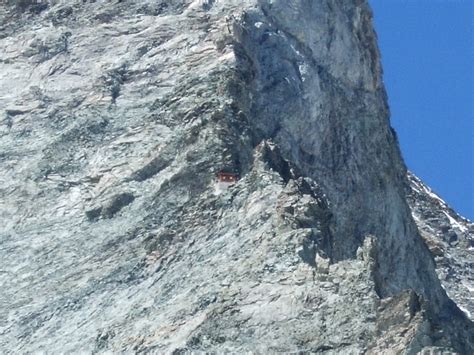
[407, 172, 473, 322]
[0, 0, 472, 353]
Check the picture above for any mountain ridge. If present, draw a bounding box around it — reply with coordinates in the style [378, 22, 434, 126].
[0, 1, 472, 353]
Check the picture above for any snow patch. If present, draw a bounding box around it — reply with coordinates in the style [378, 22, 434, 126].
[442, 211, 468, 233]
[298, 63, 310, 82]
[409, 172, 450, 207]
[410, 180, 422, 195]
[459, 305, 472, 319]
[420, 183, 447, 206]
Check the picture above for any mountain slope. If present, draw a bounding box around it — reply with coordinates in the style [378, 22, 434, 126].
[407, 172, 473, 321]
[0, 1, 472, 353]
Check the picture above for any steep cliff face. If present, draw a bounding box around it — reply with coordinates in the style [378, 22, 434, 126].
[407, 172, 474, 321]
[0, 1, 472, 353]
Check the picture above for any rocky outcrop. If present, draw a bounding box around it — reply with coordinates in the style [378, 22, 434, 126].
[0, 0, 472, 353]
[407, 172, 474, 321]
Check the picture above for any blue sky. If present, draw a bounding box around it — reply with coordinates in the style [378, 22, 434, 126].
[369, 0, 473, 220]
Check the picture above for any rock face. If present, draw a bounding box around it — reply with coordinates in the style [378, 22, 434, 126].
[407, 173, 474, 322]
[0, 0, 472, 353]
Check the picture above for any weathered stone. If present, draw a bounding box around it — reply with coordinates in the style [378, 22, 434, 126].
[0, 0, 472, 353]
